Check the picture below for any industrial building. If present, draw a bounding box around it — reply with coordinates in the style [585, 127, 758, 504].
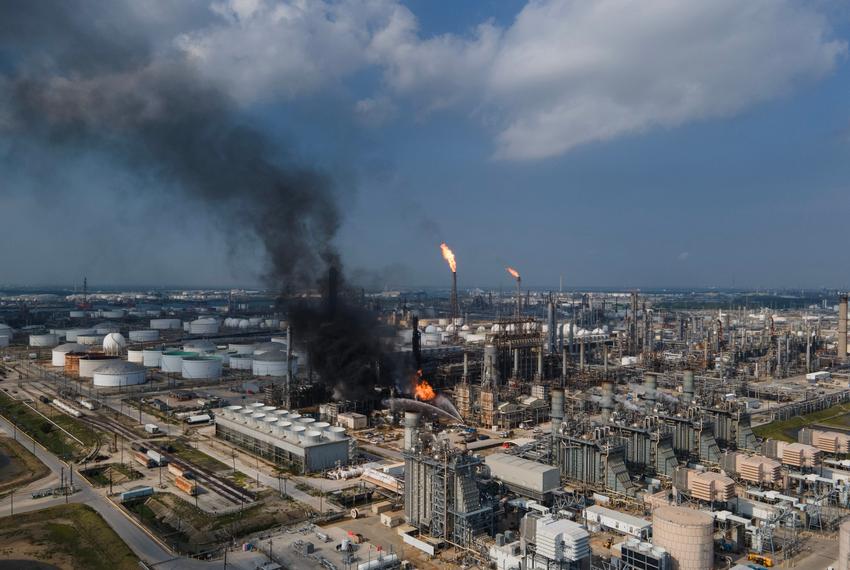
[214, 405, 350, 473]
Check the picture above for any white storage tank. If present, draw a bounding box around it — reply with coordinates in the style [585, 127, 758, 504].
[29, 333, 59, 347]
[102, 309, 125, 319]
[150, 318, 182, 330]
[181, 355, 223, 379]
[69, 310, 87, 319]
[651, 506, 713, 570]
[65, 328, 96, 342]
[79, 355, 119, 378]
[251, 350, 289, 377]
[93, 361, 146, 387]
[183, 339, 217, 354]
[77, 334, 105, 346]
[127, 349, 145, 363]
[160, 350, 197, 373]
[94, 322, 120, 334]
[103, 332, 127, 355]
[51, 343, 87, 366]
[228, 343, 255, 355]
[142, 348, 163, 368]
[129, 330, 160, 342]
[229, 354, 253, 370]
[189, 317, 220, 335]
[252, 342, 281, 355]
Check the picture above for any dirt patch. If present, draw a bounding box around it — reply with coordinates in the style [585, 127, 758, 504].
[0, 437, 50, 494]
[0, 504, 138, 570]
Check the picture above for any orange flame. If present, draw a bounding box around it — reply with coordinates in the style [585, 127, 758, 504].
[440, 242, 457, 273]
[506, 266, 520, 280]
[413, 369, 436, 401]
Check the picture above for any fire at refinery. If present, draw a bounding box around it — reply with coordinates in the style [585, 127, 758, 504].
[413, 369, 437, 401]
[440, 242, 457, 273]
[505, 266, 520, 280]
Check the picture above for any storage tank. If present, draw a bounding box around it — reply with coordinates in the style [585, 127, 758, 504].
[652, 506, 713, 570]
[181, 356, 223, 379]
[0, 336, 8, 348]
[160, 350, 197, 373]
[94, 322, 120, 334]
[29, 333, 59, 347]
[77, 334, 105, 346]
[51, 343, 87, 367]
[252, 350, 288, 376]
[228, 343, 255, 355]
[102, 309, 125, 319]
[69, 310, 87, 319]
[142, 348, 163, 367]
[840, 518, 850, 570]
[93, 361, 146, 387]
[229, 354, 253, 370]
[150, 318, 182, 330]
[129, 330, 160, 342]
[79, 354, 119, 378]
[183, 339, 217, 354]
[252, 342, 282, 355]
[103, 332, 127, 355]
[189, 317, 220, 335]
[65, 328, 96, 342]
[127, 349, 145, 363]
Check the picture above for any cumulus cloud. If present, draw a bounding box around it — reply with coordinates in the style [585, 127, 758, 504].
[176, 0, 846, 159]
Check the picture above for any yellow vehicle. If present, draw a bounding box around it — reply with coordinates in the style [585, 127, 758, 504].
[747, 553, 774, 567]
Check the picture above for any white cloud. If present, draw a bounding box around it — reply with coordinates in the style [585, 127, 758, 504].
[177, 0, 847, 160]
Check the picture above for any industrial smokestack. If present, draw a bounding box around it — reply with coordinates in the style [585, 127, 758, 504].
[484, 343, 498, 387]
[840, 295, 848, 361]
[601, 381, 614, 423]
[450, 271, 459, 321]
[411, 313, 421, 370]
[537, 348, 543, 380]
[285, 325, 292, 408]
[683, 371, 695, 403]
[551, 389, 564, 437]
[547, 300, 557, 353]
[516, 276, 522, 317]
[513, 349, 520, 378]
[403, 411, 420, 452]
[579, 339, 586, 370]
[644, 373, 657, 403]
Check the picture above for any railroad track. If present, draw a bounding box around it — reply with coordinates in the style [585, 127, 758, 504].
[163, 451, 255, 505]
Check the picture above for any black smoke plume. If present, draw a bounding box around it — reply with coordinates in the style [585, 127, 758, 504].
[0, 1, 338, 289]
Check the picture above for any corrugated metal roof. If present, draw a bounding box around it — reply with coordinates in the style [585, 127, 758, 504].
[585, 505, 651, 529]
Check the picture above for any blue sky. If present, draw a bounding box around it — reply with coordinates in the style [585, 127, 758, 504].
[1, 0, 849, 290]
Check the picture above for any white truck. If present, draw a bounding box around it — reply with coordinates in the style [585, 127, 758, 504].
[144, 423, 160, 434]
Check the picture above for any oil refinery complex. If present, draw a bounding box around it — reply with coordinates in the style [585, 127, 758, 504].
[3, 273, 850, 570]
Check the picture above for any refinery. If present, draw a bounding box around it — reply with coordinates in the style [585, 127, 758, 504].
[1, 262, 850, 570]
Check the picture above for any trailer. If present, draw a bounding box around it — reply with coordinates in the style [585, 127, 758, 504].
[167, 463, 188, 478]
[79, 399, 98, 410]
[144, 423, 160, 434]
[133, 451, 154, 468]
[175, 475, 199, 496]
[185, 414, 211, 425]
[120, 486, 154, 502]
[146, 450, 165, 466]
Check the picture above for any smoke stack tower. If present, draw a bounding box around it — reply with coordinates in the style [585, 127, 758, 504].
[450, 270, 459, 321]
[644, 373, 657, 404]
[403, 411, 421, 452]
[547, 299, 557, 353]
[551, 389, 564, 437]
[682, 370, 695, 404]
[840, 294, 848, 362]
[601, 381, 614, 423]
[440, 243, 459, 320]
[516, 275, 522, 317]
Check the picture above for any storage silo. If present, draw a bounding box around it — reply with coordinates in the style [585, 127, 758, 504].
[142, 348, 163, 368]
[51, 343, 87, 366]
[127, 349, 145, 363]
[189, 317, 220, 335]
[229, 354, 253, 370]
[252, 342, 282, 355]
[181, 355, 223, 379]
[79, 354, 119, 378]
[160, 350, 197, 373]
[840, 518, 850, 570]
[652, 506, 713, 570]
[93, 361, 146, 387]
[29, 333, 59, 347]
[150, 318, 182, 330]
[183, 339, 217, 354]
[94, 322, 120, 334]
[103, 332, 127, 355]
[77, 334, 105, 346]
[65, 328, 96, 342]
[129, 330, 160, 342]
[251, 350, 288, 377]
[228, 343, 255, 355]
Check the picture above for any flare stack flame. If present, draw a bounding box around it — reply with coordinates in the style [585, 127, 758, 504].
[440, 243, 457, 273]
[506, 266, 522, 316]
[441, 243, 459, 320]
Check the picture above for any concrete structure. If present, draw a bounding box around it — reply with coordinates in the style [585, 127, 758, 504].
[214, 411, 349, 474]
[840, 295, 848, 361]
[485, 454, 559, 499]
[338, 412, 368, 430]
[181, 356, 223, 379]
[93, 361, 146, 387]
[651, 506, 713, 570]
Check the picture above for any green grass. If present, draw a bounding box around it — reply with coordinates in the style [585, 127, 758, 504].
[0, 391, 98, 460]
[754, 402, 850, 442]
[0, 503, 138, 570]
[169, 439, 230, 472]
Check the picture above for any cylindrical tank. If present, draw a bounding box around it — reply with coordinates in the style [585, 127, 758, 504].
[839, 518, 850, 570]
[229, 354, 253, 370]
[51, 343, 87, 367]
[404, 412, 420, 451]
[129, 329, 160, 342]
[69, 310, 86, 319]
[150, 318, 182, 330]
[79, 355, 119, 378]
[160, 351, 197, 373]
[78, 334, 105, 346]
[313, 421, 330, 432]
[142, 348, 163, 368]
[224, 405, 243, 419]
[127, 349, 145, 363]
[181, 356, 223, 379]
[683, 371, 695, 402]
[601, 382, 614, 423]
[228, 343, 255, 355]
[551, 389, 564, 436]
[101, 309, 125, 319]
[183, 340, 217, 354]
[29, 333, 59, 347]
[645, 373, 657, 403]
[276, 420, 293, 437]
[94, 323, 120, 334]
[93, 361, 146, 387]
[252, 350, 288, 376]
[326, 426, 347, 441]
[289, 425, 306, 442]
[189, 318, 220, 335]
[303, 430, 322, 444]
[103, 332, 127, 355]
[65, 328, 96, 342]
[237, 408, 254, 423]
[261, 415, 279, 432]
[249, 413, 266, 427]
[652, 506, 713, 570]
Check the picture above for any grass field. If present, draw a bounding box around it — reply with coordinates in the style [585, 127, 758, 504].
[0, 391, 98, 460]
[0, 504, 138, 569]
[169, 439, 230, 472]
[0, 437, 50, 494]
[753, 401, 850, 442]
